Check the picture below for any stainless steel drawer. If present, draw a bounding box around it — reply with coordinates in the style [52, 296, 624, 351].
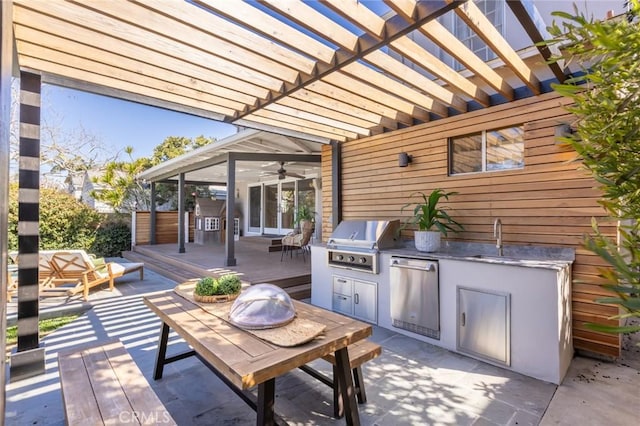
[332, 293, 353, 315]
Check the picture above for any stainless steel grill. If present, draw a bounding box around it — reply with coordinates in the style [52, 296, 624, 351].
[327, 220, 400, 274]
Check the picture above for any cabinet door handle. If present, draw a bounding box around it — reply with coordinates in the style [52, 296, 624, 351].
[354, 293, 359, 304]
[461, 312, 466, 327]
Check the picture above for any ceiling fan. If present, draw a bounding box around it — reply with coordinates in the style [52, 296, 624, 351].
[265, 161, 306, 180]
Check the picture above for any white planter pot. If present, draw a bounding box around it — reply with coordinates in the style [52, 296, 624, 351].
[414, 231, 441, 252]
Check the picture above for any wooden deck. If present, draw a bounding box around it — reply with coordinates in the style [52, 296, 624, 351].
[123, 236, 312, 299]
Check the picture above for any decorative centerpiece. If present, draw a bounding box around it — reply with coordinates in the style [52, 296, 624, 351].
[193, 274, 242, 303]
[401, 188, 464, 252]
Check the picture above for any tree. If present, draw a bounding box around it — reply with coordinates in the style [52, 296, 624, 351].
[91, 146, 153, 213]
[9, 83, 117, 186]
[92, 135, 215, 212]
[150, 135, 211, 165]
[547, 1, 640, 336]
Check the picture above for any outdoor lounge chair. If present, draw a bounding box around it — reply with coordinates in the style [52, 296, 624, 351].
[281, 220, 314, 262]
[48, 251, 115, 301]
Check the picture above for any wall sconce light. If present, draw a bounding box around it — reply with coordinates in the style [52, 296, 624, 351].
[555, 123, 574, 139]
[398, 152, 413, 167]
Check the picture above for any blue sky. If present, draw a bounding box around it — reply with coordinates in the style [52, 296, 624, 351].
[42, 85, 238, 160]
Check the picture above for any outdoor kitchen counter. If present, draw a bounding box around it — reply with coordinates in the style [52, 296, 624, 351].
[314, 241, 575, 270]
[311, 241, 575, 384]
[384, 243, 575, 270]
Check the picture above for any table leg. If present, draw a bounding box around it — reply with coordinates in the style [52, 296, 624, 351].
[334, 347, 361, 426]
[257, 378, 276, 426]
[153, 322, 170, 380]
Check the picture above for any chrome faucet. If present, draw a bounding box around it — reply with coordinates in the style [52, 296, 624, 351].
[494, 218, 503, 256]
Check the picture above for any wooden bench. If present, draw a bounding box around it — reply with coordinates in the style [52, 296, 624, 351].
[300, 339, 381, 419]
[58, 340, 176, 426]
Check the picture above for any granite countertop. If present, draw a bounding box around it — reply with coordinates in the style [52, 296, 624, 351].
[313, 241, 575, 270]
[384, 241, 575, 270]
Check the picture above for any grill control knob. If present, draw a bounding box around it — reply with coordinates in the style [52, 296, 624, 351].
[359, 257, 367, 264]
[348, 256, 355, 262]
[336, 254, 344, 261]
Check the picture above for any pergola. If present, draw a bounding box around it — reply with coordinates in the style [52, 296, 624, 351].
[1, 0, 576, 400]
[11, 0, 562, 141]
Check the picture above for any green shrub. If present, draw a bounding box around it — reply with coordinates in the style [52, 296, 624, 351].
[8, 183, 103, 252]
[217, 274, 242, 295]
[195, 277, 219, 296]
[90, 220, 131, 257]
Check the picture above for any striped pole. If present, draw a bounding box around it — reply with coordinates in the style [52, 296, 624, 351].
[10, 71, 45, 382]
[2, 0, 14, 410]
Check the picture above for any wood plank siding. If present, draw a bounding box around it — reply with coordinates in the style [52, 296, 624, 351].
[321, 91, 621, 358]
[135, 211, 194, 245]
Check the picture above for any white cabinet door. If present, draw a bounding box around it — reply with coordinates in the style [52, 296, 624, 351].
[353, 279, 377, 324]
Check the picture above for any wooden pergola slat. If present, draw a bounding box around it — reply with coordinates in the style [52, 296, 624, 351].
[323, 72, 432, 123]
[15, 29, 254, 109]
[15, 2, 284, 95]
[13, 7, 272, 101]
[17, 41, 247, 114]
[137, 0, 317, 75]
[450, 0, 541, 95]
[12, 0, 562, 142]
[83, 0, 301, 85]
[365, 50, 468, 113]
[308, 80, 415, 127]
[19, 55, 236, 117]
[278, 97, 380, 130]
[417, 19, 515, 101]
[265, 103, 371, 137]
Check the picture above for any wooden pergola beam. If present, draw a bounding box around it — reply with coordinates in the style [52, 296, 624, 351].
[448, 0, 541, 95]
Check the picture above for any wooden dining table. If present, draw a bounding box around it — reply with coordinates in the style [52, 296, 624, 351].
[144, 291, 373, 425]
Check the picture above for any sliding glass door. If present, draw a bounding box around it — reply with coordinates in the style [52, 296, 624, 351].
[249, 178, 316, 236]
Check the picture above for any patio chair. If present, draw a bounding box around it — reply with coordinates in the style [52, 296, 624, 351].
[7, 267, 17, 301]
[281, 220, 314, 262]
[48, 251, 116, 301]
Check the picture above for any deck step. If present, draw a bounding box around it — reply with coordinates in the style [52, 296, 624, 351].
[241, 236, 284, 252]
[123, 249, 310, 300]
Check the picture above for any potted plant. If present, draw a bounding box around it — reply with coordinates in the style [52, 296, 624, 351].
[401, 188, 464, 252]
[294, 204, 315, 233]
[194, 274, 242, 303]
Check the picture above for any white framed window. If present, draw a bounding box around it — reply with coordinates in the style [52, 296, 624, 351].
[439, 0, 504, 70]
[449, 126, 524, 175]
[204, 217, 220, 231]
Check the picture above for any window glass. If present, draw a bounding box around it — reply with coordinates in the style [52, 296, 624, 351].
[296, 179, 315, 213]
[450, 126, 524, 175]
[451, 133, 483, 174]
[487, 127, 524, 171]
[249, 186, 261, 228]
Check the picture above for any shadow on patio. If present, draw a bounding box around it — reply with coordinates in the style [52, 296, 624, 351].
[5, 267, 559, 425]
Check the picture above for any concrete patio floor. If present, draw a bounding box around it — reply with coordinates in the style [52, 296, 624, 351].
[5, 267, 639, 425]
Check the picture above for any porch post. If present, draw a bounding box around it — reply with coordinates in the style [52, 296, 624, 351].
[150, 181, 156, 245]
[177, 173, 185, 253]
[1, 0, 14, 405]
[225, 153, 236, 266]
[331, 141, 342, 230]
[11, 71, 45, 382]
